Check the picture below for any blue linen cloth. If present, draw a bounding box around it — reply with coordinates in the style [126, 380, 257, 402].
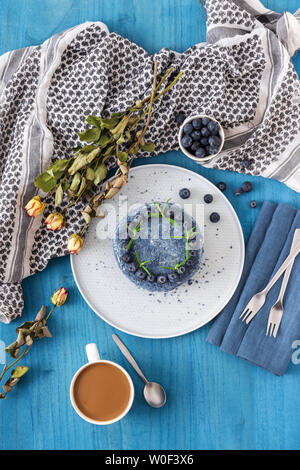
[207, 201, 300, 376]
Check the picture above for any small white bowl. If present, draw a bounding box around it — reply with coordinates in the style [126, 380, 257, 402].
[178, 114, 225, 163]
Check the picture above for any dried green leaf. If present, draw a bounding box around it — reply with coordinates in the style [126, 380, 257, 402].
[68, 149, 100, 176]
[78, 127, 101, 143]
[11, 366, 29, 379]
[100, 117, 120, 130]
[55, 184, 63, 206]
[70, 173, 81, 192]
[80, 144, 97, 153]
[86, 168, 95, 181]
[141, 142, 155, 152]
[86, 115, 102, 128]
[94, 163, 107, 186]
[34, 306, 46, 322]
[76, 176, 86, 197]
[97, 133, 111, 148]
[34, 172, 57, 192]
[117, 151, 128, 163]
[48, 159, 71, 178]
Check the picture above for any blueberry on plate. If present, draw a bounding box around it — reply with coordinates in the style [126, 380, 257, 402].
[242, 181, 253, 192]
[195, 147, 206, 159]
[121, 253, 132, 263]
[147, 274, 157, 283]
[202, 117, 210, 126]
[179, 188, 191, 199]
[158, 275, 167, 284]
[210, 212, 220, 223]
[200, 137, 208, 146]
[234, 187, 243, 196]
[217, 182, 226, 191]
[191, 141, 201, 153]
[192, 118, 202, 129]
[135, 268, 147, 280]
[204, 194, 213, 203]
[175, 111, 186, 125]
[183, 123, 193, 134]
[208, 135, 221, 147]
[178, 266, 186, 274]
[249, 200, 257, 208]
[168, 272, 178, 282]
[201, 126, 210, 137]
[191, 130, 202, 141]
[181, 135, 193, 148]
[207, 121, 219, 135]
[128, 263, 137, 273]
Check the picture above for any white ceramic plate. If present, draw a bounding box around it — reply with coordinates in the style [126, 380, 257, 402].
[71, 164, 244, 338]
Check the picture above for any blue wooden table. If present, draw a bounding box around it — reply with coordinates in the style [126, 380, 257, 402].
[0, 0, 300, 451]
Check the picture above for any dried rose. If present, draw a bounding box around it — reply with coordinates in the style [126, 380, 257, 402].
[51, 287, 68, 306]
[24, 196, 45, 217]
[45, 212, 64, 231]
[67, 233, 83, 255]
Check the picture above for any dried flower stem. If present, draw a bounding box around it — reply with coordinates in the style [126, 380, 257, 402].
[0, 346, 30, 383]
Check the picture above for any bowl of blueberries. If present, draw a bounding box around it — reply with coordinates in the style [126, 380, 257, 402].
[178, 114, 224, 163]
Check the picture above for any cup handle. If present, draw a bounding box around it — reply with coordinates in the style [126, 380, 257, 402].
[85, 343, 100, 363]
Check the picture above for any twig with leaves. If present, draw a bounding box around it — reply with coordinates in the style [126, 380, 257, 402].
[0, 287, 68, 400]
[24, 61, 183, 256]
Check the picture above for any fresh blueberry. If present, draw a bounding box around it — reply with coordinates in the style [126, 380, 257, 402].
[204, 194, 213, 203]
[186, 259, 194, 267]
[217, 182, 226, 191]
[178, 266, 186, 274]
[147, 274, 157, 283]
[201, 126, 210, 137]
[175, 111, 186, 125]
[200, 137, 208, 146]
[249, 200, 257, 208]
[195, 147, 206, 159]
[208, 135, 221, 147]
[179, 188, 191, 199]
[191, 130, 202, 141]
[128, 263, 137, 273]
[210, 212, 220, 223]
[181, 135, 193, 148]
[207, 146, 219, 155]
[183, 123, 193, 134]
[202, 117, 210, 126]
[135, 268, 147, 280]
[192, 118, 202, 129]
[189, 250, 197, 257]
[121, 253, 132, 263]
[207, 121, 219, 135]
[168, 272, 178, 282]
[234, 187, 243, 196]
[168, 210, 175, 220]
[191, 141, 201, 153]
[242, 181, 253, 192]
[157, 275, 167, 284]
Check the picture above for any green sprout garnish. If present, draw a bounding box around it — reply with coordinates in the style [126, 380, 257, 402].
[135, 249, 151, 276]
[126, 220, 144, 251]
[148, 198, 178, 226]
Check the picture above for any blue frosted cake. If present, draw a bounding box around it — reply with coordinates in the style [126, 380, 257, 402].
[113, 201, 203, 292]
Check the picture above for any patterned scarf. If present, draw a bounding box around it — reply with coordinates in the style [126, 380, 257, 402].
[0, 0, 300, 322]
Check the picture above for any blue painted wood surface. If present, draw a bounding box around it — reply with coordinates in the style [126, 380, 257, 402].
[0, 0, 300, 450]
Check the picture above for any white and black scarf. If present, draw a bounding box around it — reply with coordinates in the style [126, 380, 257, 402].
[1, 0, 300, 322]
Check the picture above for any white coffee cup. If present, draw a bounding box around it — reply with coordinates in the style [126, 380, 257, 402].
[70, 343, 135, 425]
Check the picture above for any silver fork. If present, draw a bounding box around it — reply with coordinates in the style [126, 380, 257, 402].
[240, 228, 300, 324]
[266, 230, 299, 337]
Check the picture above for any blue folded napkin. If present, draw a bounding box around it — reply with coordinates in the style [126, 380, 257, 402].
[207, 201, 300, 376]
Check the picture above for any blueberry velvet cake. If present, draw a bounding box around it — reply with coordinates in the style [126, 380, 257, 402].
[113, 201, 203, 292]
